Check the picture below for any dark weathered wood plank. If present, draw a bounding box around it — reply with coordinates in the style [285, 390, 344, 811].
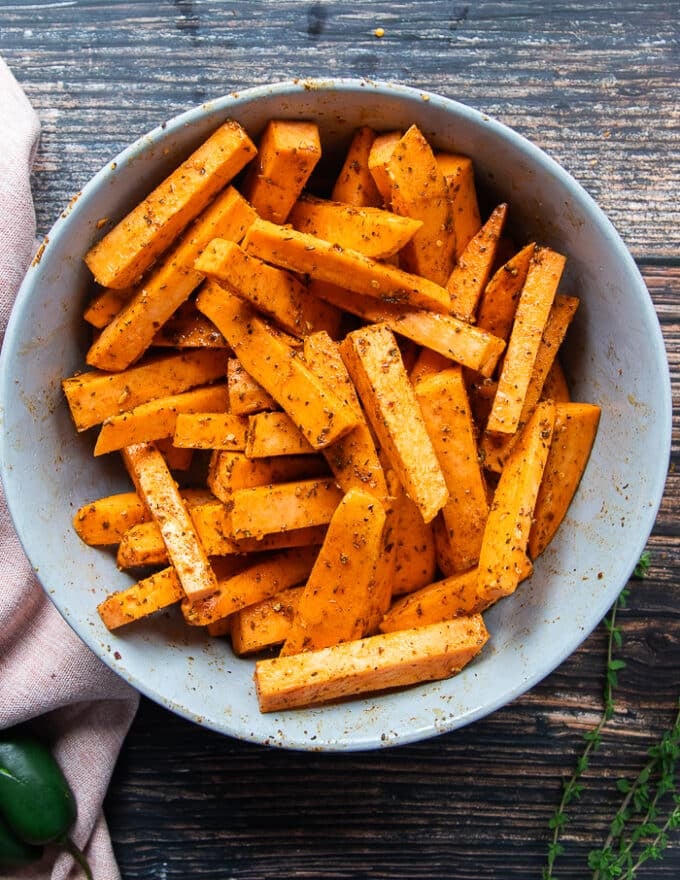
[2, 1, 678, 258]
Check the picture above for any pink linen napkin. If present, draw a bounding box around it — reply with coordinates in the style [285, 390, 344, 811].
[0, 57, 140, 880]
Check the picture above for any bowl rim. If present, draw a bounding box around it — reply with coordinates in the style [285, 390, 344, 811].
[0, 77, 672, 751]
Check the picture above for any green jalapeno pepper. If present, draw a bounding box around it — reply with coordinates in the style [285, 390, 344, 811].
[0, 812, 43, 870]
[0, 731, 92, 878]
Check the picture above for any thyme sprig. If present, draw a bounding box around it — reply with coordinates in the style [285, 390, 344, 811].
[543, 587, 629, 878]
[544, 550, 680, 878]
[588, 702, 680, 879]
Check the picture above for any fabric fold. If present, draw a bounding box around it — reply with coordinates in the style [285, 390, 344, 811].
[0, 56, 139, 880]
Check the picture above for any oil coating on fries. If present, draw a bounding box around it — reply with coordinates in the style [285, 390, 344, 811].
[64, 117, 600, 716]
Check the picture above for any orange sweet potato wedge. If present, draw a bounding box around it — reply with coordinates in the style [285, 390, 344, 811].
[229, 478, 344, 540]
[231, 585, 304, 655]
[85, 121, 256, 290]
[477, 401, 556, 604]
[207, 450, 328, 503]
[173, 412, 249, 450]
[367, 130, 401, 204]
[245, 411, 315, 458]
[481, 293, 579, 471]
[435, 152, 482, 258]
[486, 247, 566, 435]
[241, 119, 321, 224]
[182, 547, 318, 626]
[63, 349, 230, 432]
[85, 187, 256, 371]
[98, 566, 185, 631]
[73, 491, 148, 546]
[475, 242, 535, 342]
[122, 442, 218, 601]
[288, 194, 422, 260]
[380, 568, 485, 632]
[415, 367, 490, 573]
[254, 615, 489, 713]
[83, 286, 134, 328]
[311, 280, 505, 378]
[331, 126, 383, 207]
[340, 323, 449, 524]
[390, 486, 438, 596]
[195, 285, 359, 450]
[302, 331, 388, 500]
[280, 487, 387, 655]
[529, 402, 601, 559]
[194, 238, 343, 339]
[242, 217, 452, 315]
[386, 124, 457, 285]
[446, 203, 508, 322]
[94, 383, 230, 456]
[227, 358, 277, 415]
[380, 557, 533, 634]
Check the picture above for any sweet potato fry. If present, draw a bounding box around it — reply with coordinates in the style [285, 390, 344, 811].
[207, 450, 329, 503]
[380, 569, 484, 632]
[435, 152, 481, 258]
[255, 615, 489, 713]
[227, 358, 277, 415]
[541, 358, 571, 403]
[63, 349, 229, 433]
[486, 247, 566, 435]
[86, 185, 256, 371]
[182, 547, 318, 626]
[409, 348, 451, 386]
[311, 280, 505, 378]
[195, 284, 359, 450]
[113, 488, 219, 567]
[93, 383, 230, 456]
[288, 195, 422, 260]
[481, 293, 579, 471]
[364, 469, 401, 633]
[151, 299, 228, 349]
[155, 437, 194, 471]
[194, 238, 343, 339]
[231, 585, 304, 655]
[302, 331, 388, 499]
[529, 402, 601, 559]
[340, 323, 449, 524]
[85, 121, 256, 289]
[475, 242, 535, 341]
[446, 203, 508, 322]
[73, 491, 148, 546]
[386, 124, 457, 285]
[116, 521, 172, 569]
[229, 478, 344, 540]
[380, 557, 533, 634]
[280, 488, 387, 655]
[331, 126, 383, 207]
[241, 119, 321, 223]
[477, 401, 556, 603]
[122, 442, 218, 600]
[415, 367, 490, 573]
[242, 218, 452, 315]
[391, 489, 438, 595]
[366, 130, 401, 203]
[83, 286, 134, 328]
[173, 412, 249, 450]
[245, 411, 315, 458]
[97, 566, 185, 631]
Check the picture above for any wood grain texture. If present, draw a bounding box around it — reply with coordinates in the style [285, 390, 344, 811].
[2, 2, 678, 878]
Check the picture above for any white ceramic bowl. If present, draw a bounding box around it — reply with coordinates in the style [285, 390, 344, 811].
[0, 80, 671, 751]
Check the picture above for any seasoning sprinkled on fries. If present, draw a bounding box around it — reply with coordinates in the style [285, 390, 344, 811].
[64, 117, 600, 714]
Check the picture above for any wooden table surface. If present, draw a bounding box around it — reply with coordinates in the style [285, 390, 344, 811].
[3, 2, 678, 878]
